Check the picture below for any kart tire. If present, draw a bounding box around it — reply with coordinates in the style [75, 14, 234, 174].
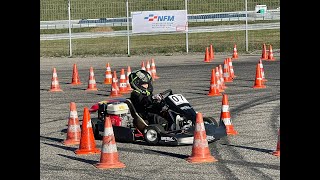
[143, 126, 160, 145]
[203, 117, 219, 127]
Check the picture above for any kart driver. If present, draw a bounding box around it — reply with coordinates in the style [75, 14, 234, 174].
[129, 69, 169, 129]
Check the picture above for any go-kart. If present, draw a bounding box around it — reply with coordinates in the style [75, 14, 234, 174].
[89, 89, 227, 146]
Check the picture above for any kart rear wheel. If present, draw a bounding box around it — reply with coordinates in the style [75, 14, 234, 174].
[143, 126, 160, 145]
[203, 117, 219, 127]
[91, 119, 101, 140]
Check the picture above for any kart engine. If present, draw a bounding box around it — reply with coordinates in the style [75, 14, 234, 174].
[98, 102, 133, 128]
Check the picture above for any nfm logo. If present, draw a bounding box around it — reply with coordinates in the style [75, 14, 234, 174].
[144, 14, 175, 22]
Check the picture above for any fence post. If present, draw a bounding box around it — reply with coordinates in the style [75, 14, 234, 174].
[245, 0, 248, 52]
[185, 0, 189, 53]
[126, 0, 130, 57]
[68, 0, 72, 57]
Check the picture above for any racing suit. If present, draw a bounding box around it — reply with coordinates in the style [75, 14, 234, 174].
[130, 90, 168, 128]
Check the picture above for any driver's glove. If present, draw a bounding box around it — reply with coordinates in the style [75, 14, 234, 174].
[152, 93, 163, 102]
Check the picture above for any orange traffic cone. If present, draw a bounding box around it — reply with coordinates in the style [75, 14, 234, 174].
[259, 59, 267, 82]
[75, 107, 101, 155]
[209, 44, 214, 61]
[86, 67, 98, 91]
[110, 71, 122, 97]
[94, 116, 126, 169]
[208, 69, 222, 96]
[141, 61, 146, 71]
[220, 94, 238, 135]
[215, 66, 224, 92]
[232, 44, 238, 59]
[253, 63, 266, 89]
[71, 64, 82, 85]
[223, 59, 233, 82]
[62, 102, 81, 146]
[151, 58, 159, 79]
[119, 69, 129, 94]
[204, 47, 210, 62]
[267, 44, 276, 61]
[272, 129, 280, 157]
[146, 60, 152, 76]
[49, 67, 63, 92]
[228, 57, 236, 79]
[219, 64, 227, 90]
[104, 63, 112, 85]
[126, 66, 133, 91]
[186, 112, 217, 163]
[261, 43, 268, 60]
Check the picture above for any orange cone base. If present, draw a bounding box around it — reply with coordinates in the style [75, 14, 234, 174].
[85, 88, 98, 91]
[74, 148, 101, 155]
[62, 139, 80, 146]
[49, 89, 63, 92]
[224, 79, 233, 83]
[95, 162, 126, 169]
[227, 130, 238, 135]
[186, 156, 218, 163]
[267, 58, 275, 61]
[71, 82, 82, 85]
[272, 151, 280, 157]
[260, 58, 268, 60]
[208, 92, 222, 96]
[219, 89, 225, 92]
[253, 85, 266, 89]
[263, 79, 268, 82]
[119, 90, 130, 94]
[110, 94, 122, 97]
[104, 81, 112, 85]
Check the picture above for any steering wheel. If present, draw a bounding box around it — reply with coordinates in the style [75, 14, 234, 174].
[159, 89, 173, 99]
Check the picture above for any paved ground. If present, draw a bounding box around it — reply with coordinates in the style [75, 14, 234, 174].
[40, 53, 280, 180]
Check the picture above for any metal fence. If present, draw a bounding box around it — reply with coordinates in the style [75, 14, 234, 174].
[40, 0, 280, 57]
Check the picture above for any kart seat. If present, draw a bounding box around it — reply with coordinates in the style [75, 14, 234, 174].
[125, 99, 148, 132]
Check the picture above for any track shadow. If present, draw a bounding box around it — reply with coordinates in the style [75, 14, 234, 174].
[40, 135, 64, 143]
[221, 143, 273, 154]
[42, 142, 78, 152]
[144, 149, 188, 159]
[57, 154, 98, 165]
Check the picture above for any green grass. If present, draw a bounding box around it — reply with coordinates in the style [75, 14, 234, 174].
[40, 29, 279, 57]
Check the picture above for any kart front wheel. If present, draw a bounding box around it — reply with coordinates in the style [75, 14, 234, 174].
[143, 126, 160, 145]
[203, 117, 219, 127]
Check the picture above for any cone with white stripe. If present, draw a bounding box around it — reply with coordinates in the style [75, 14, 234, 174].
[71, 64, 82, 85]
[204, 47, 210, 62]
[86, 67, 98, 91]
[219, 64, 227, 90]
[49, 67, 63, 92]
[187, 112, 217, 163]
[126, 66, 133, 91]
[232, 44, 238, 59]
[267, 44, 276, 61]
[109, 71, 122, 97]
[146, 60, 152, 77]
[104, 63, 112, 84]
[208, 69, 222, 96]
[151, 58, 159, 79]
[220, 94, 238, 135]
[215, 66, 224, 92]
[94, 116, 126, 169]
[259, 59, 267, 82]
[253, 63, 266, 89]
[209, 44, 214, 61]
[62, 102, 81, 146]
[261, 43, 268, 60]
[223, 58, 233, 82]
[228, 57, 236, 79]
[272, 128, 280, 157]
[75, 107, 101, 155]
[141, 61, 146, 71]
[119, 68, 129, 94]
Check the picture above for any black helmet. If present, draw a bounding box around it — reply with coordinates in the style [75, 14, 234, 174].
[129, 69, 153, 95]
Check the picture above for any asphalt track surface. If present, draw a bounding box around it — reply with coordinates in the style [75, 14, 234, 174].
[40, 53, 280, 180]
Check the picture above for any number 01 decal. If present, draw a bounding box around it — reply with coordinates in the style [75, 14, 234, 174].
[168, 94, 189, 106]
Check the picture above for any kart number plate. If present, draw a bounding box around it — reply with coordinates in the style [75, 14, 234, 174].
[168, 94, 189, 106]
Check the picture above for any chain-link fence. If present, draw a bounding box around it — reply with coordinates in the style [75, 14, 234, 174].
[40, 0, 280, 57]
